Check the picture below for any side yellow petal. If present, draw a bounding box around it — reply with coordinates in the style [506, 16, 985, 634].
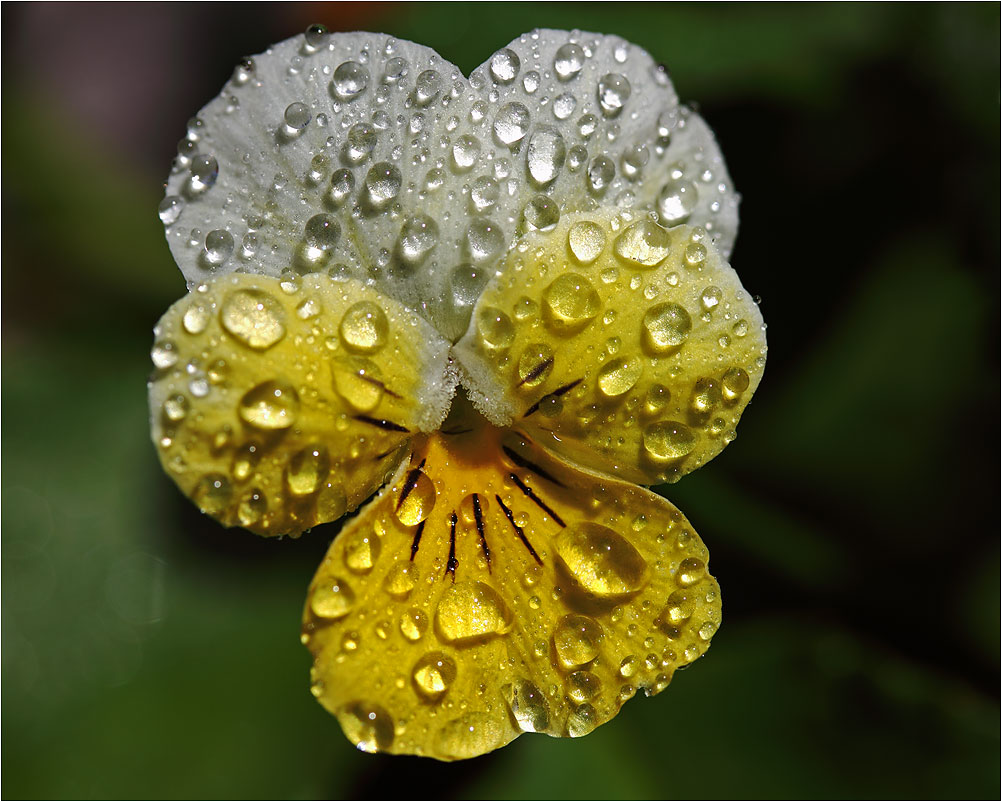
[302, 395, 720, 760]
[149, 273, 455, 536]
[454, 209, 767, 485]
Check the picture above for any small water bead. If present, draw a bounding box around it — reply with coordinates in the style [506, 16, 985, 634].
[344, 122, 377, 164]
[553, 92, 577, 120]
[151, 339, 178, 369]
[158, 195, 184, 226]
[517, 343, 555, 387]
[658, 178, 699, 225]
[285, 444, 329, 497]
[701, 286, 723, 310]
[435, 581, 511, 643]
[231, 442, 260, 482]
[493, 102, 531, 146]
[698, 621, 718, 641]
[466, 218, 504, 264]
[619, 655, 638, 679]
[236, 488, 267, 527]
[477, 306, 515, 350]
[684, 242, 707, 269]
[587, 156, 615, 194]
[332, 356, 384, 412]
[412, 652, 457, 701]
[327, 168, 355, 207]
[578, 114, 598, 138]
[597, 73, 631, 115]
[424, 167, 444, 192]
[394, 471, 436, 526]
[504, 679, 550, 733]
[303, 22, 328, 50]
[451, 134, 481, 172]
[677, 557, 706, 587]
[567, 221, 607, 265]
[384, 56, 408, 83]
[489, 48, 520, 84]
[220, 288, 286, 349]
[553, 614, 604, 669]
[344, 530, 381, 573]
[555, 522, 648, 599]
[567, 145, 588, 171]
[399, 607, 429, 641]
[614, 221, 671, 267]
[722, 367, 750, 400]
[566, 671, 602, 703]
[394, 215, 439, 269]
[470, 176, 499, 212]
[643, 303, 692, 352]
[690, 378, 722, 416]
[189, 154, 218, 193]
[331, 61, 369, 100]
[310, 576, 356, 619]
[283, 101, 311, 131]
[597, 357, 642, 397]
[238, 379, 299, 430]
[162, 394, 189, 422]
[193, 473, 232, 516]
[384, 563, 418, 599]
[176, 138, 197, 166]
[317, 482, 347, 521]
[414, 69, 442, 106]
[232, 57, 255, 85]
[450, 264, 489, 308]
[643, 420, 697, 461]
[644, 383, 671, 415]
[523, 195, 560, 232]
[554, 42, 585, 80]
[201, 228, 234, 267]
[522, 70, 540, 93]
[526, 127, 566, 186]
[621, 144, 649, 180]
[338, 701, 393, 753]
[339, 301, 389, 354]
[363, 162, 402, 210]
[436, 712, 508, 760]
[659, 589, 696, 626]
[543, 273, 600, 331]
[732, 319, 749, 337]
[567, 703, 597, 737]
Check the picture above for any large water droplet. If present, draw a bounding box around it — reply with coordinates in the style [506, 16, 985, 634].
[553, 92, 577, 120]
[567, 703, 598, 737]
[526, 127, 566, 185]
[477, 306, 515, 350]
[384, 563, 417, 599]
[414, 69, 442, 106]
[337, 701, 394, 753]
[554, 43, 585, 80]
[466, 218, 504, 264]
[643, 421, 697, 461]
[517, 343, 554, 386]
[504, 679, 550, 733]
[567, 220, 606, 265]
[363, 162, 401, 210]
[435, 581, 511, 643]
[543, 273, 600, 332]
[394, 470, 435, 526]
[397, 215, 439, 268]
[399, 607, 428, 641]
[658, 178, 699, 225]
[284, 101, 311, 131]
[555, 522, 648, 598]
[643, 302, 692, 352]
[677, 557, 706, 587]
[332, 356, 384, 412]
[597, 357, 642, 397]
[451, 133, 481, 172]
[722, 367, 750, 400]
[586, 156, 615, 194]
[490, 48, 520, 84]
[344, 529, 381, 573]
[523, 195, 560, 232]
[331, 61, 369, 100]
[151, 339, 178, 369]
[327, 168, 355, 208]
[238, 380, 299, 430]
[412, 652, 457, 700]
[220, 288, 286, 349]
[303, 23, 329, 50]
[188, 154, 219, 194]
[470, 176, 498, 211]
[553, 614, 604, 668]
[435, 712, 508, 760]
[597, 73, 631, 115]
[566, 670, 602, 703]
[203, 229, 234, 267]
[343, 122, 377, 164]
[158, 196, 184, 226]
[339, 301, 389, 354]
[310, 576, 355, 618]
[614, 221, 671, 267]
[285, 444, 330, 496]
[493, 102, 531, 146]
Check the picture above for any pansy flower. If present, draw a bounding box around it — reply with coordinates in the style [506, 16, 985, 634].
[149, 26, 766, 760]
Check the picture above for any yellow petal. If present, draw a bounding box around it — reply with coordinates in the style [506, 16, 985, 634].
[149, 273, 455, 536]
[302, 395, 720, 759]
[454, 209, 766, 485]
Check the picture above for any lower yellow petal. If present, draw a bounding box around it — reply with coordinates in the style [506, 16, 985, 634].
[302, 395, 720, 759]
[149, 273, 455, 536]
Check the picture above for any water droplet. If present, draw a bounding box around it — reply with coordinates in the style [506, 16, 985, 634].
[451, 264, 489, 308]
[645, 383, 670, 415]
[236, 488, 267, 527]
[435, 712, 507, 760]
[331, 61, 369, 100]
[543, 273, 600, 331]
[556, 522, 648, 598]
[188, 154, 218, 194]
[394, 471, 436, 526]
[658, 178, 698, 225]
[344, 530, 381, 573]
[337, 701, 393, 752]
[220, 288, 286, 349]
[200, 229, 233, 267]
[597, 73, 631, 115]
[526, 127, 566, 185]
[238, 380, 299, 430]
[193, 473, 232, 516]
[553, 614, 604, 668]
[564, 222, 605, 267]
[232, 57, 255, 86]
[619, 655, 638, 678]
[414, 69, 442, 106]
[466, 218, 504, 264]
[363, 162, 401, 210]
[310, 576, 356, 619]
[566, 670, 601, 703]
[317, 482, 347, 521]
[523, 70, 540, 93]
[412, 652, 457, 700]
[470, 175, 498, 211]
[701, 286, 723, 310]
[450, 133, 481, 172]
[643, 421, 697, 461]
[523, 195, 560, 232]
[304, 22, 328, 50]
[517, 343, 554, 387]
[151, 340, 178, 369]
[586, 156, 615, 194]
[614, 221, 671, 267]
[384, 56, 408, 83]
[327, 168, 355, 207]
[621, 144, 649, 180]
[343, 122, 377, 164]
[567, 703, 597, 737]
[331, 356, 384, 412]
[161, 394, 188, 423]
[493, 102, 531, 146]
[677, 557, 706, 587]
[397, 215, 439, 267]
[284, 101, 311, 131]
[436, 581, 511, 643]
[489, 48, 520, 84]
[597, 357, 642, 397]
[158, 196, 184, 225]
[698, 621, 718, 640]
[339, 301, 388, 354]
[504, 679, 550, 732]
[657, 589, 695, 628]
[690, 378, 721, 416]
[684, 242, 707, 269]
[553, 92, 577, 120]
[285, 444, 329, 496]
[722, 368, 750, 400]
[399, 607, 428, 641]
[643, 303, 691, 352]
[384, 563, 417, 599]
[477, 306, 515, 350]
[554, 43, 585, 80]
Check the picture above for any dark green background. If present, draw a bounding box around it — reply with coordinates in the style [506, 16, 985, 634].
[3, 3, 998, 798]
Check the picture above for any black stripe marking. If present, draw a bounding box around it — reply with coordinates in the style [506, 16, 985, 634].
[354, 415, 409, 433]
[441, 427, 474, 436]
[473, 493, 491, 571]
[501, 445, 566, 488]
[374, 444, 403, 461]
[495, 495, 542, 564]
[395, 458, 426, 513]
[510, 473, 566, 527]
[359, 373, 401, 399]
[409, 520, 425, 561]
[523, 378, 583, 417]
[445, 512, 458, 581]
[516, 356, 554, 387]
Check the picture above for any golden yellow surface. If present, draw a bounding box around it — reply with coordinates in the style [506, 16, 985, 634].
[302, 395, 720, 759]
[148, 273, 453, 536]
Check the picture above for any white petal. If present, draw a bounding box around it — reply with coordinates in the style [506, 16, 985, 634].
[160, 30, 521, 341]
[469, 29, 740, 256]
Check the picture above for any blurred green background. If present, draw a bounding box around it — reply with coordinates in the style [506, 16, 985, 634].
[3, 3, 998, 798]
